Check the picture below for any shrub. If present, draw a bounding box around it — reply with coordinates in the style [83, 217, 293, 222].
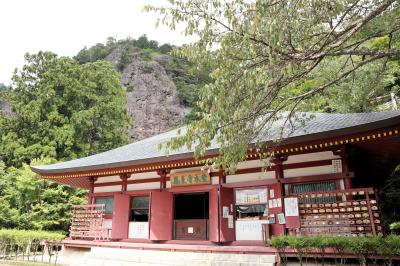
[390, 222, 400, 232]
[0, 229, 64, 261]
[269, 236, 290, 265]
[269, 235, 400, 265]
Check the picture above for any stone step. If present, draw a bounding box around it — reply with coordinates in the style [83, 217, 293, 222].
[59, 246, 276, 266]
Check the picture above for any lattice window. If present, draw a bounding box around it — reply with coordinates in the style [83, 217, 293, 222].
[291, 181, 337, 204]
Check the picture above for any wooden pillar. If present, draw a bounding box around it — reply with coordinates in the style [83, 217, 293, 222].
[333, 146, 352, 189]
[157, 169, 170, 190]
[218, 167, 226, 184]
[120, 174, 130, 192]
[272, 155, 287, 183]
[272, 155, 288, 236]
[88, 176, 97, 204]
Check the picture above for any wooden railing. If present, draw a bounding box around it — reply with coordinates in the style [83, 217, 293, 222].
[70, 204, 110, 241]
[296, 187, 382, 236]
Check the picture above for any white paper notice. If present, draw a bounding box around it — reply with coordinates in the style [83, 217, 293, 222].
[276, 198, 282, 208]
[284, 197, 299, 216]
[269, 189, 275, 199]
[223, 206, 229, 218]
[188, 227, 194, 233]
[228, 215, 234, 229]
[332, 159, 343, 173]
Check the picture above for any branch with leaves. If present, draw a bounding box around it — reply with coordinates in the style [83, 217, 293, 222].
[146, 0, 400, 170]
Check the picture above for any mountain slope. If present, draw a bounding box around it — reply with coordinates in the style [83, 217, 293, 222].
[75, 36, 208, 141]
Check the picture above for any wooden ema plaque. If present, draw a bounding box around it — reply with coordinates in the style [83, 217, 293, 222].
[171, 171, 211, 187]
[70, 204, 109, 240]
[297, 188, 382, 237]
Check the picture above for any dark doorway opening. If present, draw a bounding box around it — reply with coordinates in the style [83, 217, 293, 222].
[174, 192, 209, 240]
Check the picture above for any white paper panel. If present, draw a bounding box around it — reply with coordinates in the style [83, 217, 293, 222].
[235, 220, 269, 240]
[128, 222, 149, 239]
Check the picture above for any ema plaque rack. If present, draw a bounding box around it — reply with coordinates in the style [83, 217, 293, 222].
[70, 204, 110, 241]
[297, 188, 382, 237]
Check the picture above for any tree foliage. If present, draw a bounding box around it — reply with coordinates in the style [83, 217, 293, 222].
[0, 51, 131, 231]
[146, 0, 400, 169]
[0, 159, 86, 231]
[0, 51, 131, 167]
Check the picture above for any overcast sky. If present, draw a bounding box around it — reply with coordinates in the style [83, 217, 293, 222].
[0, 0, 191, 85]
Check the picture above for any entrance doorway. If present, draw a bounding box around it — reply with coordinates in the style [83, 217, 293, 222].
[174, 192, 209, 240]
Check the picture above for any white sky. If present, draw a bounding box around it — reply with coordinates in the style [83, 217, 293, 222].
[0, 0, 191, 85]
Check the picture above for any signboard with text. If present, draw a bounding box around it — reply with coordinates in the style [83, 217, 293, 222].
[171, 171, 211, 187]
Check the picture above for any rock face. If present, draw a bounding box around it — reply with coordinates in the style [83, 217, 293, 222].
[0, 83, 12, 115]
[0, 101, 11, 114]
[105, 50, 189, 140]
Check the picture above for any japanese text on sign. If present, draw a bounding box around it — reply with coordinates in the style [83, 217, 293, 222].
[171, 171, 210, 187]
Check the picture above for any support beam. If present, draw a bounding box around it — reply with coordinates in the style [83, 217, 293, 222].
[218, 167, 227, 184]
[88, 176, 97, 204]
[272, 156, 288, 181]
[120, 174, 130, 192]
[333, 146, 353, 189]
[157, 169, 170, 190]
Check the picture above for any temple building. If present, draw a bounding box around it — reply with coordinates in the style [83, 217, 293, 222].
[31, 111, 400, 251]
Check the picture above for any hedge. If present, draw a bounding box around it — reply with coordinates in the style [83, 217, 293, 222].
[269, 235, 400, 266]
[0, 229, 65, 263]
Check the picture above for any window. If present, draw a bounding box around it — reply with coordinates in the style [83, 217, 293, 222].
[291, 181, 336, 194]
[290, 181, 337, 204]
[235, 188, 268, 220]
[130, 196, 149, 222]
[95, 197, 114, 214]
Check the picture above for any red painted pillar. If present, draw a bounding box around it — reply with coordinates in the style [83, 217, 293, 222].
[218, 167, 226, 184]
[88, 176, 97, 204]
[157, 169, 170, 190]
[271, 155, 287, 236]
[120, 174, 129, 192]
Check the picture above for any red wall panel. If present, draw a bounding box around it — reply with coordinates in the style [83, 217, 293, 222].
[208, 187, 219, 242]
[219, 187, 235, 242]
[111, 193, 130, 240]
[149, 191, 173, 241]
[268, 183, 285, 236]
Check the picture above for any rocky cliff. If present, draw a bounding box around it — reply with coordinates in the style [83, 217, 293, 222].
[103, 47, 191, 140]
[121, 59, 189, 140]
[0, 83, 11, 115]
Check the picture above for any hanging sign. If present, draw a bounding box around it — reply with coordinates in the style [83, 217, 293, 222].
[171, 171, 211, 187]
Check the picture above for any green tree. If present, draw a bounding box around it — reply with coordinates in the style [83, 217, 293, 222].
[74, 42, 117, 64]
[146, 0, 400, 168]
[0, 159, 86, 231]
[0, 51, 131, 167]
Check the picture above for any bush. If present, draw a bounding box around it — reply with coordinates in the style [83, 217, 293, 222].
[269, 236, 291, 265]
[269, 235, 400, 265]
[0, 229, 64, 261]
[390, 222, 400, 231]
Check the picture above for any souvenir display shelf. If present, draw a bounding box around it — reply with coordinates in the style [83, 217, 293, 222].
[296, 188, 382, 237]
[235, 188, 268, 205]
[234, 188, 271, 241]
[70, 204, 109, 240]
[235, 188, 268, 220]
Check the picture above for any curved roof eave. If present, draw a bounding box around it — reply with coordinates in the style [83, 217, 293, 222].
[31, 111, 400, 176]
